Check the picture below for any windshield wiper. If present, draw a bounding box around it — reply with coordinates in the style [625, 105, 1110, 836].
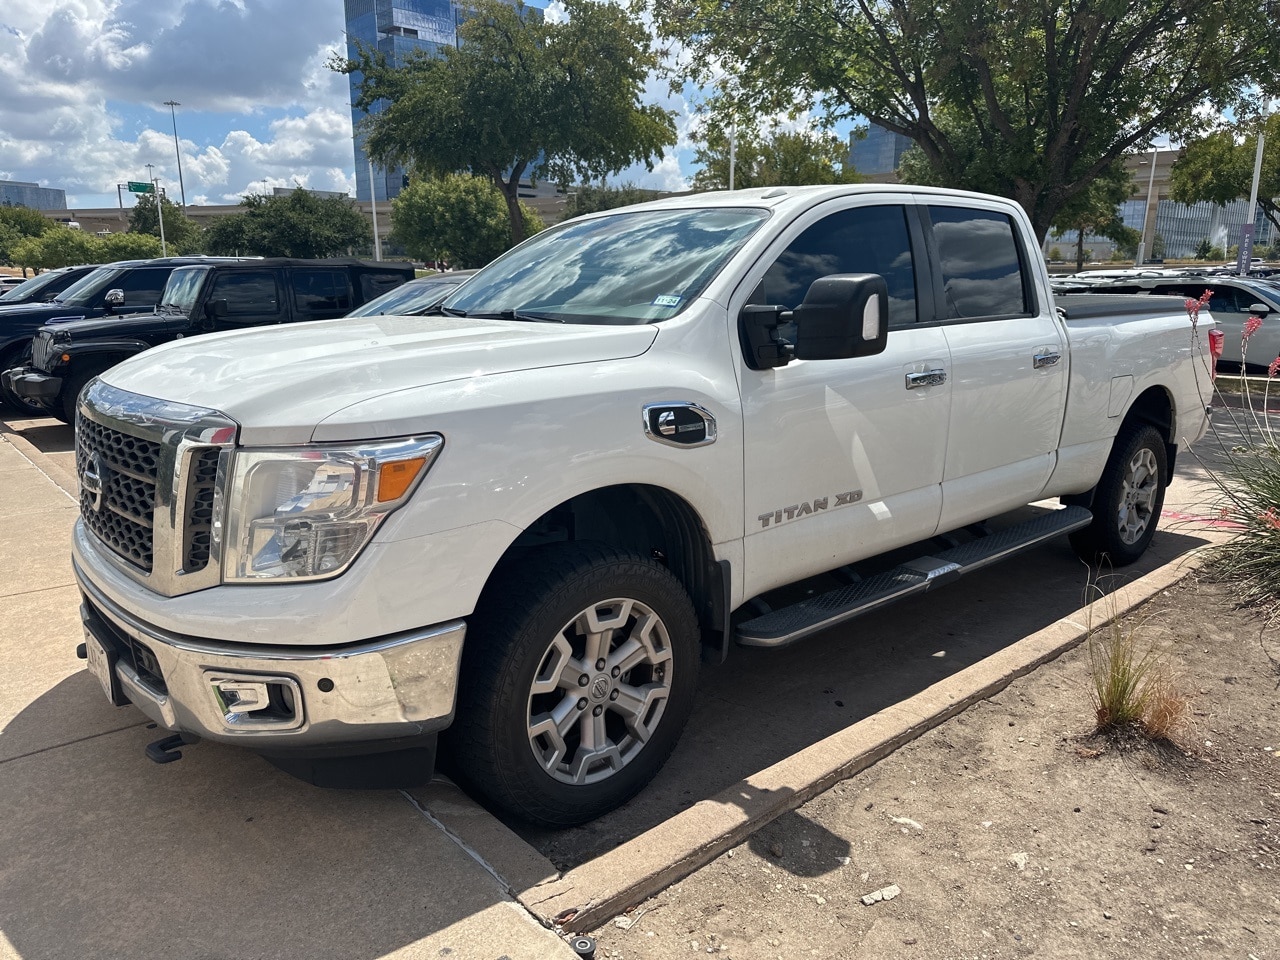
[465, 308, 565, 323]
[440, 305, 469, 317]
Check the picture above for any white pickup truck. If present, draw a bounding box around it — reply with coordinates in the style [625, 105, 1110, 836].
[70, 185, 1212, 826]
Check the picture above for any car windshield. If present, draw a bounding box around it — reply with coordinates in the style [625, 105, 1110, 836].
[443, 207, 771, 324]
[346, 276, 467, 317]
[52, 267, 123, 307]
[160, 266, 211, 315]
[0, 271, 65, 303]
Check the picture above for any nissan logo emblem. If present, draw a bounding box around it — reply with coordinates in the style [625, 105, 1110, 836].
[82, 452, 105, 513]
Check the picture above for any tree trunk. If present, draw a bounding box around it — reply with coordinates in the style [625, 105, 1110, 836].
[1075, 229, 1086, 272]
[502, 182, 525, 247]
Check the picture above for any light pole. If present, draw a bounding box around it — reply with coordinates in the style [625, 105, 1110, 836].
[1135, 143, 1161, 266]
[1239, 99, 1274, 276]
[163, 100, 186, 208]
[145, 163, 168, 256]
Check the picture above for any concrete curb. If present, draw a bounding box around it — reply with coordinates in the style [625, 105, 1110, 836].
[516, 550, 1207, 933]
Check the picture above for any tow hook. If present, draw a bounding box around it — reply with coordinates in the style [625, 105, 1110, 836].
[145, 733, 200, 764]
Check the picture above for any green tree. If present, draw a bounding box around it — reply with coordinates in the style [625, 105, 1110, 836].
[337, 0, 675, 246]
[98, 232, 164, 261]
[691, 127, 857, 191]
[1170, 114, 1280, 234]
[16, 226, 99, 270]
[1195, 237, 1213, 260]
[391, 175, 544, 268]
[1047, 246, 1062, 262]
[127, 194, 203, 254]
[646, 0, 1280, 241]
[1151, 233, 1167, 260]
[204, 190, 372, 258]
[562, 183, 659, 218]
[1046, 165, 1139, 271]
[0, 205, 53, 271]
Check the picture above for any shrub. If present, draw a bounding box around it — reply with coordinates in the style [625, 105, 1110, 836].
[1086, 598, 1188, 741]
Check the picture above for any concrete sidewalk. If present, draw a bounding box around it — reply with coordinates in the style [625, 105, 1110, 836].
[0, 430, 576, 960]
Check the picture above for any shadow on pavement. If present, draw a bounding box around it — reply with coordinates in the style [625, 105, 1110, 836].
[0, 674, 553, 960]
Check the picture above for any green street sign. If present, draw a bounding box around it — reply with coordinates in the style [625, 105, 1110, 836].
[127, 181, 155, 194]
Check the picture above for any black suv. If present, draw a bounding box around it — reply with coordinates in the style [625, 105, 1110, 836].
[0, 257, 240, 413]
[6, 258, 414, 421]
[0, 264, 99, 309]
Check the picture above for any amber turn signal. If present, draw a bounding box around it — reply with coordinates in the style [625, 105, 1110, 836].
[376, 458, 426, 502]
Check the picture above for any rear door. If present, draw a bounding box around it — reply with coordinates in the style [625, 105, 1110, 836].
[736, 198, 952, 598]
[921, 200, 1069, 530]
[207, 270, 286, 330]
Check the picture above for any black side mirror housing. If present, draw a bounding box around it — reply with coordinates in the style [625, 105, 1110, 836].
[792, 274, 889, 361]
[203, 299, 229, 327]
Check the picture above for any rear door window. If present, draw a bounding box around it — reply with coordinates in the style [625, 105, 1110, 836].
[927, 207, 1031, 319]
[292, 270, 353, 319]
[116, 268, 173, 307]
[208, 271, 283, 326]
[359, 271, 409, 302]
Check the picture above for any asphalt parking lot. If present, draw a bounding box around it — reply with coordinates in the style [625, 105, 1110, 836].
[0, 407, 1237, 955]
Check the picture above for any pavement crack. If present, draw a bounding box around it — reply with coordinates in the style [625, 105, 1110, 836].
[0, 721, 149, 766]
[2, 582, 79, 600]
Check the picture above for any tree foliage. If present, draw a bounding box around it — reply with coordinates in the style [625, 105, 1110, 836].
[127, 194, 204, 255]
[1170, 113, 1280, 233]
[1046, 163, 1139, 270]
[0, 205, 53, 269]
[337, 0, 676, 246]
[692, 127, 857, 191]
[391, 175, 544, 268]
[204, 190, 371, 258]
[562, 183, 660, 218]
[646, 0, 1280, 241]
[6, 226, 162, 272]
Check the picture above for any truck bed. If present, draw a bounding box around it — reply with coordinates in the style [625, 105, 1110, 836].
[1055, 292, 1188, 321]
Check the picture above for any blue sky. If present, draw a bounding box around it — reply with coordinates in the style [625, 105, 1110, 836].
[0, 0, 720, 211]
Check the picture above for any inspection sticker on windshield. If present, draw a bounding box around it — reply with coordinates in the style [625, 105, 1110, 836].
[652, 295, 682, 308]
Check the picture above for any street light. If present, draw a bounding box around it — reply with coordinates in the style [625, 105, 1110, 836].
[144, 163, 168, 257]
[1239, 99, 1275, 276]
[163, 100, 186, 208]
[1135, 142, 1161, 266]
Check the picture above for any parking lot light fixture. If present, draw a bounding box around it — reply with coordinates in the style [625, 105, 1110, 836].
[163, 100, 186, 208]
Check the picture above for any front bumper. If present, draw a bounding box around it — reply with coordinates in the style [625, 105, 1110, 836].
[75, 555, 466, 751]
[3, 366, 61, 404]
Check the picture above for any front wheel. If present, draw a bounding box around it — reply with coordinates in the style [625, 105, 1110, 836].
[1070, 422, 1168, 566]
[0, 345, 44, 417]
[445, 543, 700, 827]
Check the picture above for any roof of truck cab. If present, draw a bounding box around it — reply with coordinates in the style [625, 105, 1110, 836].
[615, 184, 1024, 215]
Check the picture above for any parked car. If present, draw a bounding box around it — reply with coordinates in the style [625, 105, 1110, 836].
[345, 270, 477, 318]
[5, 258, 415, 422]
[67, 185, 1210, 826]
[0, 265, 99, 308]
[1089, 274, 1280, 369]
[0, 257, 243, 414]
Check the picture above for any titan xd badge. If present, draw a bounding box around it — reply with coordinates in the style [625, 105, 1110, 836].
[757, 490, 862, 528]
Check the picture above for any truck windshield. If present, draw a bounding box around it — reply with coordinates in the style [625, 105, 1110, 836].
[53, 267, 123, 307]
[161, 267, 211, 315]
[442, 207, 770, 324]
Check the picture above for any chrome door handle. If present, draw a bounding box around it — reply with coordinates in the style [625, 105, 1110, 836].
[1033, 352, 1061, 369]
[905, 369, 947, 389]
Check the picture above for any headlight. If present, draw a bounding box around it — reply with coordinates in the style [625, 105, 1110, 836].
[222, 435, 442, 583]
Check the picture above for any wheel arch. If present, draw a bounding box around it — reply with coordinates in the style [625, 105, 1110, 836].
[1122, 384, 1177, 473]
[488, 483, 729, 662]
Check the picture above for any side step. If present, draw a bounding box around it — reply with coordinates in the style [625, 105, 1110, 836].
[735, 506, 1092, 648]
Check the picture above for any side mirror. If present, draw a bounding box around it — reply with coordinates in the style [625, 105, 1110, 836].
[204, 299, 229, 327]
[792, 274, 889, 361]
[1248, 302, 1272, 314]
[104, 288, 125, 311]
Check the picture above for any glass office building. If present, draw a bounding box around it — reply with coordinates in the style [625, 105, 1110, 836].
[849, 124, 913, 177]
[344, 0, 531, 202]
[0, 179, 67, 210]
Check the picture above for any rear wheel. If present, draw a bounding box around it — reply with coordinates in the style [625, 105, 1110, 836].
[445, 542, 700, 827]
[1070, 422, 1168, 566]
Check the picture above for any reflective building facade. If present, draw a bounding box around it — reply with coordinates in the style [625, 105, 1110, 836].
[849, 124, 913, 177]
[0, 179, 67, 211]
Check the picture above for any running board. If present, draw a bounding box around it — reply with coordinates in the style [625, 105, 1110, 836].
[735, 506, 1092, 648]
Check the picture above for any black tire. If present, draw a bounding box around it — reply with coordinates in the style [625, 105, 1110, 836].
[1069, 422, 1168, 566]
[0, 344, 44, 417]
[445, 542, 701, 827]
[58, 367, 103, 424]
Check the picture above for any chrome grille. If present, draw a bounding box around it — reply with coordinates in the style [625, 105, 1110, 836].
[77, 416, 161, 572]
[183, 449, 221, 572]
[31, 332, 55, 372]
[77, 380, 237, 595]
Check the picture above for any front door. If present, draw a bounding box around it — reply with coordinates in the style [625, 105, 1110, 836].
[735, 199, 952, 600]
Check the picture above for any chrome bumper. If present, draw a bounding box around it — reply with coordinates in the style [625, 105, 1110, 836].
[75, 557, 466, 750]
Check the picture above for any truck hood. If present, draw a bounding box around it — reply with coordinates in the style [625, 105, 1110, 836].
[39, 311, 181, 340]
[101, 314, 659, 444]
